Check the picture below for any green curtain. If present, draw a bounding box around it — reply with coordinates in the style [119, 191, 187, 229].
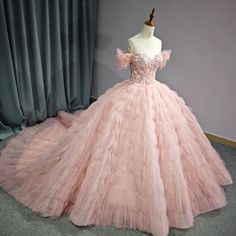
[0, 0, 98, 139]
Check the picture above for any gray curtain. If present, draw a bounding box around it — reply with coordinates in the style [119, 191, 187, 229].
[0, 0, 98, 139]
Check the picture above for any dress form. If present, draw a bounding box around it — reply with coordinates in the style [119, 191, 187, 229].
[128, 24, 162, 57]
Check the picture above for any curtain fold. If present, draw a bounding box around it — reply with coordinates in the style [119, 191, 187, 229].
[0, 0, 98, 139]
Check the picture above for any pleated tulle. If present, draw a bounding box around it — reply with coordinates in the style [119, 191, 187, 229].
[0, 79, 233, 236]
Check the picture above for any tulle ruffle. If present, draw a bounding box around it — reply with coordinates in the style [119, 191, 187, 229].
[116, 48, 133, 69]
[0, 79, 233, 236]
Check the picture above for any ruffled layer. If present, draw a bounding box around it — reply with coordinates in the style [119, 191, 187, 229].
[0, 79, 233, 236]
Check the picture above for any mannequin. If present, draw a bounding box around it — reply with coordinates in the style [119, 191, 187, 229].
[128, 8, 162, 57]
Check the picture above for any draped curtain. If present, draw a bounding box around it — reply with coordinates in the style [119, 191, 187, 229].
[0, 0, 98, 139]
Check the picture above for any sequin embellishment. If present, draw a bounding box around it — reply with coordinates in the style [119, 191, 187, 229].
[129, 53, 163, 85]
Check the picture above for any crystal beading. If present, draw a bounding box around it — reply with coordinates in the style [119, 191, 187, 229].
[129, 53, 163, 85]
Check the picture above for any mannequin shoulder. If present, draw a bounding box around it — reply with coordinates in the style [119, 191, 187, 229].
[128, 35, 139, 51]
[128, 36, 137, 53]
[128, 35, 162, 45]
[127, 35, 162, 53]
[153, 37, 162, 46]
[128, 34, 139, 42]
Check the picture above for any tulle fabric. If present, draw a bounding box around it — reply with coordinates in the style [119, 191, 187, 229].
[116, 48, 133, 69]
[159, 50, 172, 70]
[0, 50, 233, 236]
[0, 79, 233, 236]
[161, 50, 172, 61]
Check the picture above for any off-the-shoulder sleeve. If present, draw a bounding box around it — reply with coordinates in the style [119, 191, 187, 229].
[159, 49, 172, 70]
[116, 48, 133, 70]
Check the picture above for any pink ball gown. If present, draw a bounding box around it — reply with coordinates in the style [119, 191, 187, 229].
[0, 48, 233, 236]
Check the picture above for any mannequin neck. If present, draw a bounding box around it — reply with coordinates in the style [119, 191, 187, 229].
[139, 24, 155, 38]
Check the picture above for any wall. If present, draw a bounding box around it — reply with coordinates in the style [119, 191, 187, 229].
[92, 0, 236, 141]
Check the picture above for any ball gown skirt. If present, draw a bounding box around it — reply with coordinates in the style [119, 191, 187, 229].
[0, 48, 233, 236]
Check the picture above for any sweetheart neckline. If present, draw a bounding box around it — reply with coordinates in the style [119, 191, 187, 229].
[132, 52, 163, 60]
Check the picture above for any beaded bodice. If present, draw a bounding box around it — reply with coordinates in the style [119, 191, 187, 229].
[116, 48, 172, 85]
[129, 53, 163, 85]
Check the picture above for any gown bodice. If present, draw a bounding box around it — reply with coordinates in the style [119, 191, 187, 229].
[116, 48, 172, 85]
